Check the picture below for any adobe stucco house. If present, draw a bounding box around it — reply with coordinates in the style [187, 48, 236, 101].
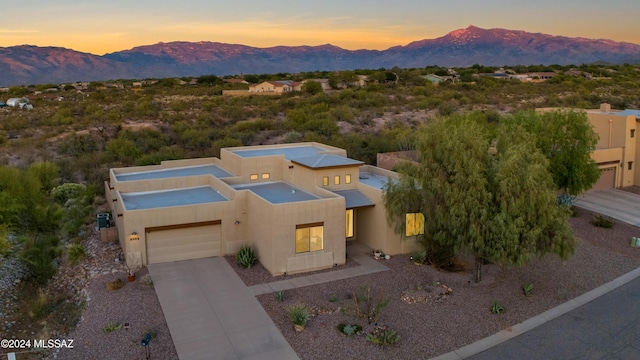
[249, 81, 296, 93]
[537, 103, 640, 191]
[106, 143, 420, 275]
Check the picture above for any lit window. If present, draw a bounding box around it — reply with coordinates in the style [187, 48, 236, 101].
[323, 176, 329, 186]
[261, 173, 270, 180]
[405, 213, 425, 237]
[334, 175, 340, 185]
[346, 209, 354, 238]
[295, 223, 324, 253]
[629, 162, 633, 171]
[250, 174, 258, 181]
[345, 174, 351, 184]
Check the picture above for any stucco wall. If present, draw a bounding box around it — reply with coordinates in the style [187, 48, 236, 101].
[244, 191, 345, 275]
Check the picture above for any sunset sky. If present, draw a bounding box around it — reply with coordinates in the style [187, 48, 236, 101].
[2, 0, 639, 55]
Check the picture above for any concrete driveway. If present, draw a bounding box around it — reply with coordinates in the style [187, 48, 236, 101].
[574, 189, 640, 227]
[148, 257, 299, 360]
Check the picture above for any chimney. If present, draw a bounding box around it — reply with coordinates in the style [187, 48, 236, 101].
[600, 103, 611, 112]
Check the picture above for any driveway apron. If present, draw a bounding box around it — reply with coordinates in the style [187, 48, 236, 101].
[574, 189, 640, 227]
[148, 257, 299, 360]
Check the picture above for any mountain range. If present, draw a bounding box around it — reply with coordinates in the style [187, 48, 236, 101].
[1, 25, 640, 87]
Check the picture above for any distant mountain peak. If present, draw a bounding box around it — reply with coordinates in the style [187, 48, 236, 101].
[1, 26, 639, 86]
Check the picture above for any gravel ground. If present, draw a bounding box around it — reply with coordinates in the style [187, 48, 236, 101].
[253, 208, 640, 360]
[54, 268, 177, 360]
[51, 207, 639, 360]
[226, 255, 360, 286]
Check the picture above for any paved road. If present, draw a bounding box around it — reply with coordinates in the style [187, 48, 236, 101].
[467, 274, 640, 360]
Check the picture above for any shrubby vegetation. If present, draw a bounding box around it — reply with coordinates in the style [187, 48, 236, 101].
[0, 63, 637, 286]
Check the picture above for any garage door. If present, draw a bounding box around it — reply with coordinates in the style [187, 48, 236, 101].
[146, 222, 221, 264]
[591, 167, 616, 192]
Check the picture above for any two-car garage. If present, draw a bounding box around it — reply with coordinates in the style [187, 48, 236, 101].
[145, 221, 222, 264]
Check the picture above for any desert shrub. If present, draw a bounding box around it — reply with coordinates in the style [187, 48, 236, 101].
[366, 326, 400, 346]
[51, 183, 86, 205]
[522, 283, 534, 297]
[490, 301, 505, 314]
[275, 291, 286, 302]
[140, 274, 154, 287]
[19, 235, 61, 285]
[337, 323, 362, 336]
[67, 243, 86, 264]
[590, 215, 614, 228]
[283, 131, 303, 143]
[328, 294, 338, 303]
[106, 278, 124, 291]
[29, 289, 53, 319]
[410, 250, 426, 264]
[103, 321, 123, 333]
[236, 245, 257, 269]
[342, 284, 390, 325]
[287, 303, 309, 327]
[0, 225, 11, 256]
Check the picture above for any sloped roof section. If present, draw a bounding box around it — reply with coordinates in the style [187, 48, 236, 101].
[332, 189, 375, 209]
[292, 154, 363, 169]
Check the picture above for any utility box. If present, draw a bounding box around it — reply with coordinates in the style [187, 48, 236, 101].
[97, 213, 110, 229]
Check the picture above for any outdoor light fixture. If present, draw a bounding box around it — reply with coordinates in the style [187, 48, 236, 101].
[129, 232, 140, 241]
[234, 220, 240, 225]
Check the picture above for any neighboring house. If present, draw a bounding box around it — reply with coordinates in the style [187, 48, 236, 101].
[511, 74, 532, 81]
[106, 142, 420, 275]
[423, 74, 446, 84]
[354, 75, 369, 87]
[249, 81, 294, 93]
[538, 103, 640, 191]
[6, 97, 29, 107]
[527, 72, 558, 80]
[565, 69, 593, 79]
[478, 73, 511, 79]
[423, 74, 457, 84]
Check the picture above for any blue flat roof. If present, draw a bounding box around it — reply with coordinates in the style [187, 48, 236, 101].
[115, 164, 232, 181]
[358, 172, 394, 190]
[233, 181, 320, 204]
[230, 145, 329, 160]
[616, 109, 640, 119]
[121, 186, 229, 210]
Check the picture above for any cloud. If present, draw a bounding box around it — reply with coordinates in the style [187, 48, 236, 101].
[0, 29, 39, 35]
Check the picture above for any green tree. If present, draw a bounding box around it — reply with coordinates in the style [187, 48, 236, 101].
[384, 115, 575, 282]
[28, 161, 60, 193]
[302, 80, 323, 95]
[502, 110, 600, 195]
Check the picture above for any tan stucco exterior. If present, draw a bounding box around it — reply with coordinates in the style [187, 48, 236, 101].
[106, 142, 416, 275]
[538, 104, 640, 190]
